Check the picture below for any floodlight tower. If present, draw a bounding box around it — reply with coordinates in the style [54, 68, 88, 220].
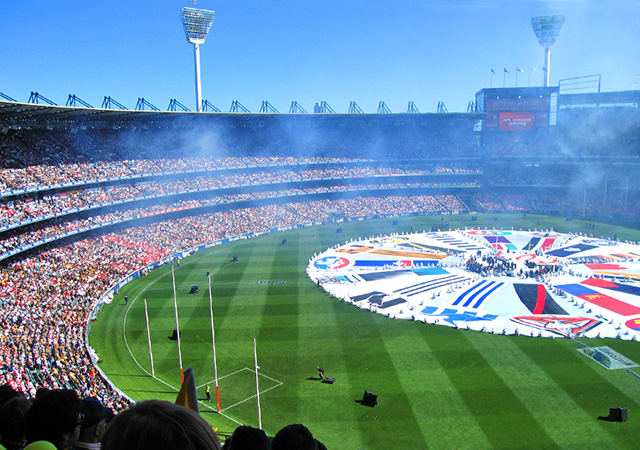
[531, 15, 565, 87]
[181, 4, 215, 112]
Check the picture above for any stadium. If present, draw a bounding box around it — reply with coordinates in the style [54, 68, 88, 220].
[2, 5, 640, 450]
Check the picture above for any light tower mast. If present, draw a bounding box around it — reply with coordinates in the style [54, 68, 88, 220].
[531, 15, 565, 87]
[181, 3, 215, 112]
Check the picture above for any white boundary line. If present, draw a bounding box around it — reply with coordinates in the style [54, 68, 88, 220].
[196, 367, 284, 414]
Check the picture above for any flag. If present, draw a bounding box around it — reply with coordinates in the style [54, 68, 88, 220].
[175, 366, 199, 413]
[504, 68, 510, 73]
[491, 69, 495, 74]
[517, 68, 523, 72]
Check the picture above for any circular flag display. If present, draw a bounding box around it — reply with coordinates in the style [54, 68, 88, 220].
[625, 317, 640, 331]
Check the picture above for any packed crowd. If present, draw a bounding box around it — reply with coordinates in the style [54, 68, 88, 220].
[0, 180, 471, 257]
[1, 127, 482, 194]
[473, 192, 640, 217]
[0, 384, 325, 450]
[0, 163, 479, 229]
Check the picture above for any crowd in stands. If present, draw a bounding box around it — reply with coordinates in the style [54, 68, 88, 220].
[0, 164, 479, 228]
[473, 192, 640, 217]
[0, 383, 325, 449]
[0, 158, 481, 195]
[0, 180, 473, 257]
[1, 127, 481, 194]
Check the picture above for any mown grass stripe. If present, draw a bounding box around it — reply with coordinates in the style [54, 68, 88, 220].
[382, 322, 493, 449]
[425, 326, 558, 449]
[517, 337, 640, 448]
[467, 331, 617, 448]
[331, 303, 427, 448]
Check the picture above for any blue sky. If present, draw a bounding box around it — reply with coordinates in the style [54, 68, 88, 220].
[1, 0, 639, 113]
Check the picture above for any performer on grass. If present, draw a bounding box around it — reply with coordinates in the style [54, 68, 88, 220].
[317, 367, 325, 380]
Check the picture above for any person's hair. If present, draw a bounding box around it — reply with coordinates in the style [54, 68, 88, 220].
[0, 395, 32, 450]
[25, 389, 83, 449]
[271, 424, 318, 450]
[225, 425, 271, 450]
[0, 384, 21, 406]
[101, 400, 220, 450]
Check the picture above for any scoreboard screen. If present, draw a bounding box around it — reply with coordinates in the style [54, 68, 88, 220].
[476, 87, 558, 132]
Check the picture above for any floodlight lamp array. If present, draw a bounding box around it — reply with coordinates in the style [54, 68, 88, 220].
[531, 15, 565, 47]
[181, 7, 215, 44]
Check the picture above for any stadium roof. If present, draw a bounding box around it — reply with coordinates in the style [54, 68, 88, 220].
[0, 100, 170, 130]
[0, 100, 483, 131]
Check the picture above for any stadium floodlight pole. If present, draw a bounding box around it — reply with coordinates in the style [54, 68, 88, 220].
[208, 273, 221, 412]
[172, 266, 185, 382]
[531, 15, 565, 87]
[144, 298, 155, 377]
[181, 5, 215, 112]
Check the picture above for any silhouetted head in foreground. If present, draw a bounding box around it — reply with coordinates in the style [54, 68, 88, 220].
[101, 400, 220, 450]
[224, 425, 271, 450]
[272, 424, 326, 450]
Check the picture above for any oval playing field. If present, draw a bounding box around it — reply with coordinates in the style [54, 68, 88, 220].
[90, 214, 640, 449]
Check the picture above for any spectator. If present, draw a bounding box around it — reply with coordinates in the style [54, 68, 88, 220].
[271, 424, 325, 450]
[25, 389, 83, 450]
[72, 397, 114, 450]
[101, 400, 220, 450]
[0, 395, 31, 450]
[0, 384, 21, 405]
[222, 425, 271, 450]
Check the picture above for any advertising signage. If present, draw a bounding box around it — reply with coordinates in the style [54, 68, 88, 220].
[486, 98, 549, 112]
[498, 112, 535, 131]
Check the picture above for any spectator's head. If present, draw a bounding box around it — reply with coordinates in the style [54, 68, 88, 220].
[101, 400, 220, 450]
[271, 424, 318, 450]
[75, 397, 114, 444]
[224, 425, 270, 450]
[0, 395, 31, 450]
[25, 389, 83, 450]
[0, 384, 20, 406]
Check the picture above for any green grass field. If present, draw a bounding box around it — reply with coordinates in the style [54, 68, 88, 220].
[90, 213, 640, 449]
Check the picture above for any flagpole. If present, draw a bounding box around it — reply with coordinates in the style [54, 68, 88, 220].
[208, 273, 221, 412]
[172, 265, 184, 382]
[254, 338, 262, 429]
[144, 298, 155, 377]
